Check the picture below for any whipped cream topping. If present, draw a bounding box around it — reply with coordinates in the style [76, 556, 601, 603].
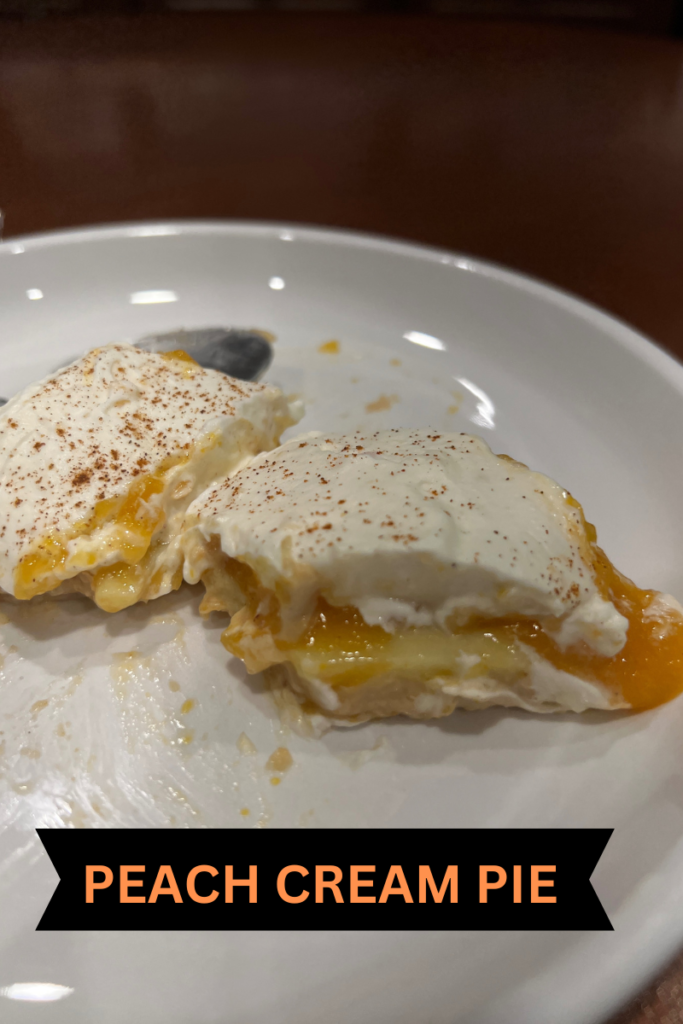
[0, 343, 300, 597]
[187, 428, 628, 657]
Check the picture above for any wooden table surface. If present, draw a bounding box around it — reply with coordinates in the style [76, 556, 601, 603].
[1, 12, 683, 1022]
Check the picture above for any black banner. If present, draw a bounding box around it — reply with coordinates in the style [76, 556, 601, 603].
[36, 828, 612, 931]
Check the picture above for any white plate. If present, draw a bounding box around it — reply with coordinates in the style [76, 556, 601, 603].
[1, 221, 683, 1024]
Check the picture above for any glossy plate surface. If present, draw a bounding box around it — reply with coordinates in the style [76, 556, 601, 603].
[1, 222, 683, 1024]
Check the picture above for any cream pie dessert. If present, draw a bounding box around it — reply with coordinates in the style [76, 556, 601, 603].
[183, 429, 683, 722]
[0, 344, 300, 612]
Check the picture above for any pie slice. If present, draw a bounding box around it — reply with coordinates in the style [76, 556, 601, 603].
[183, 429, 683, 724]
[0, 343, 301, 612]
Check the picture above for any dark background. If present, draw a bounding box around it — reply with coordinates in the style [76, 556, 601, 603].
[0, 0, 680, 35]
[4, 12, 683, 359]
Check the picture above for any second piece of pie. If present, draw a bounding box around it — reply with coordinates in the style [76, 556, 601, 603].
[0, 343, 301, 611]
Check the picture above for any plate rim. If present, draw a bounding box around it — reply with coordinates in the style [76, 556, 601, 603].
[2, 217, 683, 400]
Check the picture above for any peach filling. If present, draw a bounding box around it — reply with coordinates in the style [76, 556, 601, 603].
[14, 455, 188, 612]
[160, 349, 201, 378]
[219, 547, 683, 711]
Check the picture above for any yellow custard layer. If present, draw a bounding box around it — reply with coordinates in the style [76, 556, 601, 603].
[219, 547, 683, 712]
